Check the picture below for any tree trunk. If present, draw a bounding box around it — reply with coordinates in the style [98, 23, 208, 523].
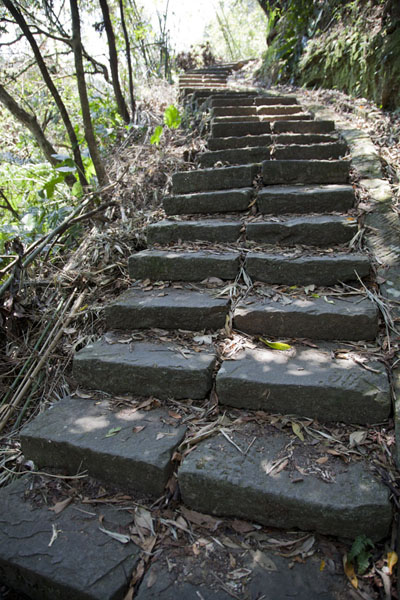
[98, 0, 130, 124]
[0, 83, 76, 187]
[2, 0, 88, 190]
[119, 0, 136, 119]
[70, 0, 108, 188]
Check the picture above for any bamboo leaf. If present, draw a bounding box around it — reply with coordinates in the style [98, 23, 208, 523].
[259, 337, 291, 351]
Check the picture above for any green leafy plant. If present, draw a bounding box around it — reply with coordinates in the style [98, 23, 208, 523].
[150, 105, 181, 146]
[347, 535, 374, 575]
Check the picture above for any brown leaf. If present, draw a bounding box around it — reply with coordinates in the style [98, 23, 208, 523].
[49, 497, 73, 515]
[231, 519, 255, 534]
[180, 506, 221, 530]
[316, 456, 329, 465]
[168, 410, 182, 419]
[132, 426, 146, 434]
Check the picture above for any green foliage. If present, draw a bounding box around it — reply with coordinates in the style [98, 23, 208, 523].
[0, 161, 75, 254]
[348, 535, 374, 575]
[163, 105, 181, 129]
[150, 105, 181, 146]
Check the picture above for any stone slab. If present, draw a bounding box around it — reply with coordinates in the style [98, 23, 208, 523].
[135, 546, 347, 600]
[215, 346, 390, 423]
[147, 219, 242, 244]
[178, 426, 392, 540]
[211, 121, 272, 138]
[198, 146, 270, 167]
[212, 105, 306, 117]
[207, 134, 272, 151]
[213, 114, 311, 123]
[246, 252, 370, 285]
[0, 478, 140, 600]
[105, 287, 230, 330]
[273, 143, 348, 160]
[262, 160, 350, 185]
[257, 184, 355, 215]
[172, 165, 256, 194]
[20, 398, 186, 496]
[129, 250, 241, 282]
[272, 120, 335, 133]
[210, 95, 299, 107]
[73, 340, 216, 399]
[164, 188, 252, 215]
[274, 133, 339, 145]
[233, 294, 378, 340]
[246, 215, 356, 246]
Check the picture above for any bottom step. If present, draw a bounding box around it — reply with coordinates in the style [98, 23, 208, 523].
[0, 478, 140, 600]
[178, 425, 392, 541]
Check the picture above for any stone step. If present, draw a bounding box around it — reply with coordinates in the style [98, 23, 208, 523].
[105, 287, 230, 330]
[129, 249, 240, 281]
[212, 105, 306, 117]
[246, 215, 356, 245]
[147, 218, 242, 244]
[262, 160, 350, 185]
[207, 134, 272, 151]
[164, 188, 253, 215]
[272, 120, 335, 133]
[245, 252, 370, 285]
[211, 121, 272, 137]
[257, 184, 355, 214]
[215, 345, 390, 423]
[73, 339, 216, 399]
[210, 95, 299, 107]
[172, 164, 256, 194]
[212, 114, 311, 123]
[20, 398, 186, 496]
[274, 133, 340, 144]
[0, 478, 141, 600]
[178, 424, 392, 540]
[198, 146, 271, 167]
[233, 294, 378, 340]
[273, 142, 348, 160]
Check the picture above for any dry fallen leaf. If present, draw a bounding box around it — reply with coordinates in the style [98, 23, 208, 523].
[387, 551, 398, 575]
[349, 430, 368, 448]
[49, 497, 73, 515]
[231, 519, 255, 534]
[251, 549, 277, 572]
[292, 422, 304, 442]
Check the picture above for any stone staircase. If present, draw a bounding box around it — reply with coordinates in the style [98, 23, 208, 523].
[0, 66, 394, 599]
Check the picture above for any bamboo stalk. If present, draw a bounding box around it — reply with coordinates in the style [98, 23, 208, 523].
[0, 290, 86, 432]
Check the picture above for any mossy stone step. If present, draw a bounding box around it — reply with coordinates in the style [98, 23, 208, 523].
[178, 425, 391, 540]
[211, 121, 272, 137]
[209, 95, 299, 107]
[172, 164, 256, 194]
[215, 345, 390, 424]
[129, 250, 240, 281]
[198, 146, 271, 167]
[0, 478, 141, 600]
[262, 160, 350, 185]
[256, 184, 355, 214]
[147, 219, 242, 244]
[73, 339, 216, 399]
[20, 398, 186, 496]
[207, 134, 272, 151]
[211, 105, 306, 117]
[273, 142, 348, 160]
[164, 188, 253, 215]
[105, 287, 230, 330]
[246, 215, 356, 246]
[246, 252, 370, 285]
[233, 294, 378, 340]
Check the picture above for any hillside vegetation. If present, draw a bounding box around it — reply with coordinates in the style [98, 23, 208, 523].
[257, 0, 400, 109]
